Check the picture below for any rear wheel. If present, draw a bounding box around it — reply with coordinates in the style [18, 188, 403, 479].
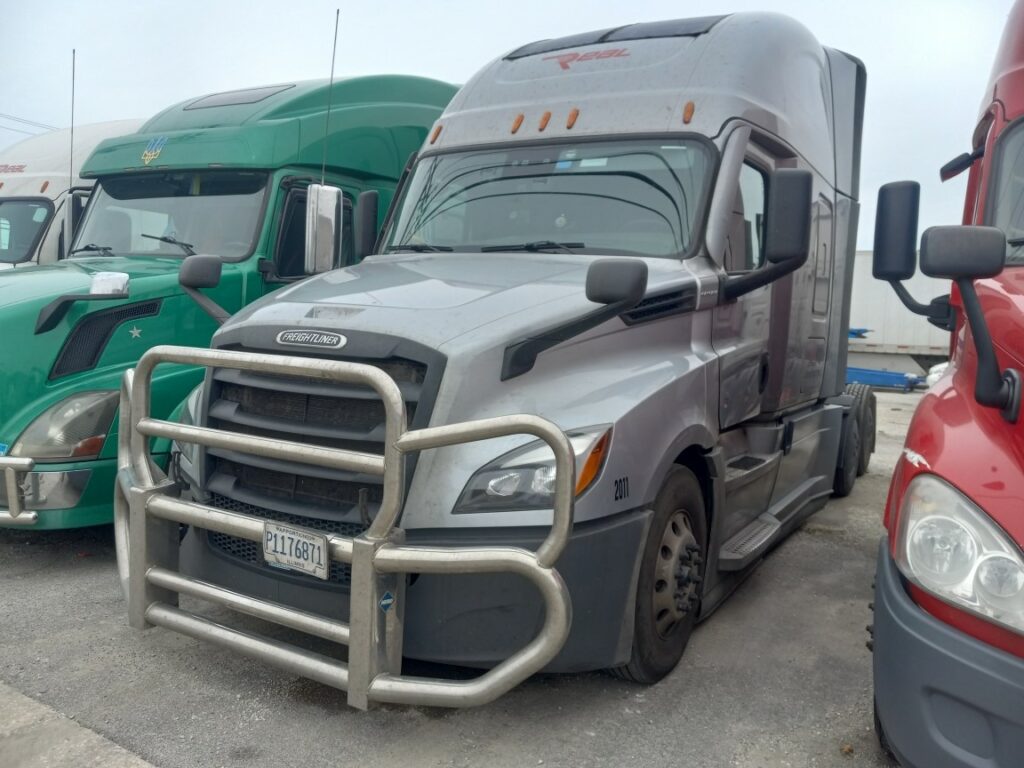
[845, 383, 876, 476]
[611, 466, 707, 684]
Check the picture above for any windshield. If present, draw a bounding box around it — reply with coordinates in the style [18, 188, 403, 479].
[383, 139, 713, 258]
[989, 122, 1024, 265]
[72, 171, 268, 259]
[0, 198, 53, 264]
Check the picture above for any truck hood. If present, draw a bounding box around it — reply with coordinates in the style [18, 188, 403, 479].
[0, 256, 186, 311]
[222, 252, 692, 352]
[0, 255, 192, 434]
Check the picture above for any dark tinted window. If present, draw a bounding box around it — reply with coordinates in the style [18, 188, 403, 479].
[184, 84, 294, 110]
[990, 123, 1024, 265]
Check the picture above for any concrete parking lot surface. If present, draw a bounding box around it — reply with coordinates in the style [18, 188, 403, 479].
[0, 391, 919, 768]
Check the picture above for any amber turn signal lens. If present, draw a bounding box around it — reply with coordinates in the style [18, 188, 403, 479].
[576, 430, 611, 495]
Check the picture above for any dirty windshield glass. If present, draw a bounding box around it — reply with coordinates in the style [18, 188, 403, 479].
[0, 199, 53, 263]
[384, 139, 712, 258]
[72, 171, 267, 260]
[990, 123, 1024, 265]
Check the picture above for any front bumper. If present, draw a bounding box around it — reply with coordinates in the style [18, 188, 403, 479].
[0, 456, 136, 529]
[182, 508, 650, 672]
[873, 538, 1024, 768]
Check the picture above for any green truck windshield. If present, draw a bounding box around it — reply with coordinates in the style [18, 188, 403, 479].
[0, 199, 53, 264]
[73, 171, 268, 260]
[384, 139, 712, 258]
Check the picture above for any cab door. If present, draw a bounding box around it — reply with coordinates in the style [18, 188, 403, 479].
[711, 158, 771, 429]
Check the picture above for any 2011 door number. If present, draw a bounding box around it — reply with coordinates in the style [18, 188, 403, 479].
[614, 477, 630, 501]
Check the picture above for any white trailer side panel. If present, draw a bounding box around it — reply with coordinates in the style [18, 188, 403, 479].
[848, 250, 951, 356]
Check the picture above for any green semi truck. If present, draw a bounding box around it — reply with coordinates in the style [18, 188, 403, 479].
[0, 76, 455, 529]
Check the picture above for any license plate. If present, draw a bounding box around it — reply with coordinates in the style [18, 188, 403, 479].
[262, 522, 329, 580]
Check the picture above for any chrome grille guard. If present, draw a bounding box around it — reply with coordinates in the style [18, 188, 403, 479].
[116, 345, 574, 709]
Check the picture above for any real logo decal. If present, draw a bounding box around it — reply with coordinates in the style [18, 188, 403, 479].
[141, 136, 168, 166]
[276, 329, 347, 349]
[543, 48, 630, 70]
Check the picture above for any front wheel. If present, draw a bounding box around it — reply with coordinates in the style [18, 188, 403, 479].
[611, 465, 707, 684]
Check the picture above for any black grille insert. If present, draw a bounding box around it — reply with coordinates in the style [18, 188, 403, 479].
[205, 493, 363, 585]
[50, 300, 162, 379]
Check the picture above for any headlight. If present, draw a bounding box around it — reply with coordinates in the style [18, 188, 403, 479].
[895, 474, 1024, 635]
[11, 391, 119, 461]
[174, 385, 204, 466]
[454, 426, 610, 514]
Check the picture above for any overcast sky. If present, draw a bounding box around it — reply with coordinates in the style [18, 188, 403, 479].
[0, 0, 1014, 247]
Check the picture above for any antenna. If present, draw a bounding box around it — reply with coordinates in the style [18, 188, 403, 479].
[320, 8, 340, 184]
[69, 49, 76, 192]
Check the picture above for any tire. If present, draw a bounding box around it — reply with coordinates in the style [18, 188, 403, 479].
[833, 414, 860, 498]
[611, 465, 707, 684]
[844, 383, 876, 476]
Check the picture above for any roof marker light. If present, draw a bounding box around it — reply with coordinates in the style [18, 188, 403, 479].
[430, 124, 443, 145]
[511, 113, 524, 134]
[539, 111, 552, 132]
[683, 101, 695, 124]
[566, 108, 579, 129]
[40, 180, 49, 193]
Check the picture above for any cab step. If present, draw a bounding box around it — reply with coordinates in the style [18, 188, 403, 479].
[717, 513, 782, 571]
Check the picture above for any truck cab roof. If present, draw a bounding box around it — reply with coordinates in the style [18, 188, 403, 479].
[81, 76, 457, 180]
[430, 12, 864, 198]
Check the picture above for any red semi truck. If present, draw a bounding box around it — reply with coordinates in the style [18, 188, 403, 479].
[870, 3, 1024, 766]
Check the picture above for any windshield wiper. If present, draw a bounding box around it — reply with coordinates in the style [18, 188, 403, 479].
[480, 241, 584, 254]
[142, 233, 196, 256]
[384, 243, 454, 253]
[69, 243, 115, 256]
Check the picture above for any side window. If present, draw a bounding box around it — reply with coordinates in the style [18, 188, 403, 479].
[725, 163, 767, 272]
[274, 189, 356, 277]
[275, 190, 307, 278]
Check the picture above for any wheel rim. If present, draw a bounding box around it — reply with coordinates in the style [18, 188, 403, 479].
[652, 510, 702, 639]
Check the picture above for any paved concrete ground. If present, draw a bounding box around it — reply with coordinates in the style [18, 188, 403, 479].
[0, 391, 919, 768]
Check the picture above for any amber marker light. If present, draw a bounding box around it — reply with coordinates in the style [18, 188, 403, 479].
[40, 180, 49, 193]
[539, 111, 552, 131]
[576, 430, 611, 495]
[429, 124, 443, 144]
[566, 108, 580, 129]
[511, 113, 524, 134]
[683, 100, 696, 124]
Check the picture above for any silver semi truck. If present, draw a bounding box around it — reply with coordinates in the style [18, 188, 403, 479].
[117, 13, 874, 709]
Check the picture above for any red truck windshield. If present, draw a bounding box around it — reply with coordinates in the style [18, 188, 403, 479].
[989, 121, 1024, 265]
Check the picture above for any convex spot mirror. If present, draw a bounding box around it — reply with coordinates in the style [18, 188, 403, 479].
[305, 184, 344, 275]
[764, 168, 813, 264]
[179, 254, 222, 289]
[873, 181, 920, 280]
[920, 225, 1006, 281]
[586, 258, 648, 306]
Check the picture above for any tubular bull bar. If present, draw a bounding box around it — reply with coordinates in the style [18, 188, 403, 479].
[0, 456, 37, 525]
[116, 345, 575, 709]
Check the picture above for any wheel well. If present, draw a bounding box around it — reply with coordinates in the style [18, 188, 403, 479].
[673, 446, 714, 542]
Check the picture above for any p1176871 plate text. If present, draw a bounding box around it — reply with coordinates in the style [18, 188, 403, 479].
[263, 522, 329, 580]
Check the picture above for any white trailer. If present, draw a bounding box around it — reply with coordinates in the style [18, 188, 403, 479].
[0, 120, 141, 268]
[848, 249, 951, 369]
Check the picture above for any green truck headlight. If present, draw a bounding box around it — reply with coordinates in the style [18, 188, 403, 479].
[11, 391, 120, 461]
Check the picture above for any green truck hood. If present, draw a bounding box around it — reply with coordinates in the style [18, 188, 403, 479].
[0, 255, 218, 454]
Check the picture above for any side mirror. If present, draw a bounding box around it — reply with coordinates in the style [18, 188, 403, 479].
[920, 224, 1018, 422]
[179, 254, 222, 289]
[920, 225, 1005, 280]
[873, 181, 920, 280]
[586, 259, 648, 306]
[179, 254, 229, 326]
[764, 169, 813, 264]
[354, 190, 379, 262]
[305, 184, 343, 274]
